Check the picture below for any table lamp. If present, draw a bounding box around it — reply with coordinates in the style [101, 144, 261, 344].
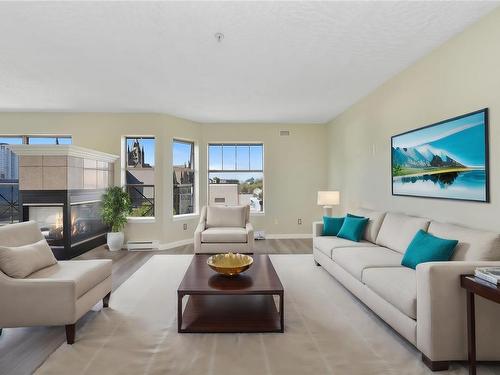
[317, 191, 340, 217]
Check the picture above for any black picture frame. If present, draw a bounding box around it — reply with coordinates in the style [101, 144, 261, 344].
[391, 108, 489, 203]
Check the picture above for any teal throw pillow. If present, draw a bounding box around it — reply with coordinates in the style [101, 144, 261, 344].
[337, 216, 369, 242]
[401, 230, 459, 270]
[322, 216, 345, 236]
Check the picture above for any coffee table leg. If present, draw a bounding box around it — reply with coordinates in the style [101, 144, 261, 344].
[178, 293, 183, 333]
[466, 291, 476, 375]
[279, 292, 284, 333]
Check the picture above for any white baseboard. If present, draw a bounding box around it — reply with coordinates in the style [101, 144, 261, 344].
[158, 238, 193, 250]
[265, 233, 312, 239]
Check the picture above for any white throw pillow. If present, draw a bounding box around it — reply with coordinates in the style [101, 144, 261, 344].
[0, 239, 57, 278]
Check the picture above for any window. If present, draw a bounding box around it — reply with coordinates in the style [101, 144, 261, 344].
[124, 137, 155, 217]
[28, 136, 72, 145]
[208, 143, 263, 213]
[173, 140, 195, 216]
[0, 137, 22, 225]
[0, 135, 72, 225]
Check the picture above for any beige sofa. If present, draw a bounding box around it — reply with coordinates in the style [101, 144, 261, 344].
[313, 208, 500, 371]
[194, 205, 254, 253]
[0, 221, 112, 344]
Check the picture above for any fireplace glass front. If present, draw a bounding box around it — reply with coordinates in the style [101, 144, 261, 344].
[70, 201, 107, 244]
[28, 205, 65, 247]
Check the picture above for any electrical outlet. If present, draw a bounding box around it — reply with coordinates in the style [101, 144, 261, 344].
[183, 223, 187, 231]
[274, 218, 279, 225]
[298, 218, 302, 225]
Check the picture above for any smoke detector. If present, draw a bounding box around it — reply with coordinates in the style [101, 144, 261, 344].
[214, 32, 224, 42]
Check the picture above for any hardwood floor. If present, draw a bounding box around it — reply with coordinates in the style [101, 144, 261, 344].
[0, 238, 311, 375]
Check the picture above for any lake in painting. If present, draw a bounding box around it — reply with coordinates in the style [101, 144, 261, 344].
[391, 109, 488, 201]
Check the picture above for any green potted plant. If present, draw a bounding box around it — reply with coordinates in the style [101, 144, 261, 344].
[101, 186, 132, 251]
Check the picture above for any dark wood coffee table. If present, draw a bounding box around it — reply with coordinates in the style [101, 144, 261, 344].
[177, 254, 284, 333]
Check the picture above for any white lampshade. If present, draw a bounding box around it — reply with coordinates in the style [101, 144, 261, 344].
[317, 191, 340, 206]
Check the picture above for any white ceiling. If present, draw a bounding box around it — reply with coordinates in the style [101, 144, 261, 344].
[0, 1, 497, 124]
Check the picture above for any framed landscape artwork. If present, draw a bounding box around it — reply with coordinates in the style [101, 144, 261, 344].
[391, 108, 489, 202]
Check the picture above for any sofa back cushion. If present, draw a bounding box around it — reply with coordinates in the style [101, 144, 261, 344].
[376, 212, 430, 253]
[206, 205, 248, 228]
[0, 239, 57, 278]
[350, 208, 386, 243]
[0, 220, 44, 247]
[428, 221, 500, 261]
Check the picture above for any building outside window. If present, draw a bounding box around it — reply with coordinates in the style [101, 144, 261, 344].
[124, 137, 155, 217]
[208, 143, 264, 213]
[0, 135, 72, 225]
[173, 140, 195, 216]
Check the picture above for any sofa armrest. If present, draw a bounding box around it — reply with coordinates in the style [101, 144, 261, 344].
[194, 221, 205, 253]
[312, 221, 323, 237]
[246, 222, 255, 248]
[0, 274, 77, 326]
[416, 261, 500, 361]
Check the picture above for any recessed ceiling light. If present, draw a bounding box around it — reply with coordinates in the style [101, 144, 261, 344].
[214, 32, 224, 42]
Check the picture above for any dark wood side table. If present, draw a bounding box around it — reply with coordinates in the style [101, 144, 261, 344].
[460, 275, 500, 375]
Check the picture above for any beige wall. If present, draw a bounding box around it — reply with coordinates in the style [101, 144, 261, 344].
[0, 113, 327, 244]
[200, 123, 327, 235]
[326, 8, 500, 231]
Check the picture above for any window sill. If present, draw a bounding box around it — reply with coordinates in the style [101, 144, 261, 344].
[127, 217, 156, 224]
[173, 213, 199, 222]
[250, 211, 265, 216]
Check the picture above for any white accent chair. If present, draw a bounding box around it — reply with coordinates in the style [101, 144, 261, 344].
[194, 205, 254, 253]
[0, 221, 112, 344]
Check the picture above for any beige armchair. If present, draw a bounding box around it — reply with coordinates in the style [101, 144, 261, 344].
[0, 221, 112, 344]
[194, 205, 254, 253]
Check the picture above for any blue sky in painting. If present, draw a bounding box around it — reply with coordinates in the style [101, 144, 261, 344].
[393, 112, 486, 167]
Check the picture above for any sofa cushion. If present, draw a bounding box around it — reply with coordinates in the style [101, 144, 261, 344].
[0, 220, 44, 247]
[363, 267, 417, 319]
[401, 230, 458, 269]
[0, 239, 57, 278]
[428, 221, 500, 261]
[206, 206, 247, 228]
[202, 227, 247, 243]
[376, 212, 430, 253]
[351, 208, 386, 243]
[322, 216, 345, 236]
[27, 259, 112, 298]
[313, 237, 377, 258]
[332, 246, 403, 281]
[337, 216, 369, 242]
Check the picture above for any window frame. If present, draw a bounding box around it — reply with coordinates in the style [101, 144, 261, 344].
[172, 138, 198, 220]
[122, 136, 156, 221]
[207, 142, 265, 215]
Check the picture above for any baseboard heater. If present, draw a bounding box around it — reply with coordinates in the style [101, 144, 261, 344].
[127, 240, 160, 251]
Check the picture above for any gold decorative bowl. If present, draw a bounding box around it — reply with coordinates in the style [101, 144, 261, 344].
[207, 253, 254, 276]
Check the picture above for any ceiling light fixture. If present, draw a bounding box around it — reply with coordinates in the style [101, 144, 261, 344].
[214, 32, 224, 42]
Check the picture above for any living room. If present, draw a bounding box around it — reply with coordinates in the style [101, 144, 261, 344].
[1, 2, 499, 374]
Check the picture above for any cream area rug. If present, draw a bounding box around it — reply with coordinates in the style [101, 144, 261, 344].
[36, 255, 496, 375]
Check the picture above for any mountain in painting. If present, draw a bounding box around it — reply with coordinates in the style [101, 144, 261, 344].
[392, 145, 464, 169]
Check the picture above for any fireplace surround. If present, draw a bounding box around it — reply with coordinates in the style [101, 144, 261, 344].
[9, 145, 118, 259]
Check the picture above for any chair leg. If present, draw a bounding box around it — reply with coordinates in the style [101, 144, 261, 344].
[103, 291, 111, 308]
[65, 324, 75, 345]
[0, 328, 2, 336]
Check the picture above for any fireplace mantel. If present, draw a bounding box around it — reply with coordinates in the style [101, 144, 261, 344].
[8, 144, 118, 163]
[9, 145, 119, 191]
